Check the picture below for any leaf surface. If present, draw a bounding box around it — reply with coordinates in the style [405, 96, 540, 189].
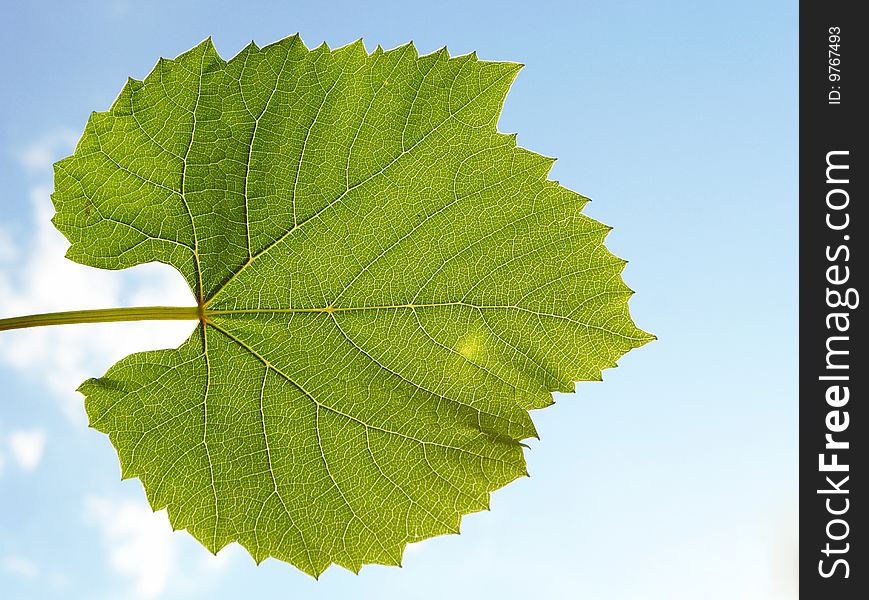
[52, 36, 652, 576]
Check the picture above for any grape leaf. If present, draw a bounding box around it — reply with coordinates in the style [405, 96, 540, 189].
[51, 36, 653, 576]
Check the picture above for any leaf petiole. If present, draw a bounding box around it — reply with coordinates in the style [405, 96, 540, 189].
[0, 306, 201, 332]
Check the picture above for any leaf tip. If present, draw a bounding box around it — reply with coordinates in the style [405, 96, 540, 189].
[197, 35, 217, 56]
[402, 40, 419, 59]
[347, 37, 366, 53]
[76, 377, 95, 394]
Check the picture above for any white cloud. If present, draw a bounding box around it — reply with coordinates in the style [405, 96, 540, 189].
[8, 428, 46, 470]
[84, 496, 177, 599]
[0, 228, 16, 262]
[1, 555, 39, 578]
[83, 495, 239, 599]
[15, 128, 80, 172]
[0, 132, 196, 424]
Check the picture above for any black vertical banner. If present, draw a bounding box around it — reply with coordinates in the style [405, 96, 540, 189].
[800, 2, 865, 597]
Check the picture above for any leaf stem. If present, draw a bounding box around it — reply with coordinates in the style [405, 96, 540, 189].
[0, 306, 201, 332]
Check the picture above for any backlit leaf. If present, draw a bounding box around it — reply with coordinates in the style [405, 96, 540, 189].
[52, 36, 652, 576]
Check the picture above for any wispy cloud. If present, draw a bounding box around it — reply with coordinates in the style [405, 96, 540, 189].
[84, 496, 177, 599]
[15, 128, 80, 172]
[0, 426, 46, 474]
[7, 428, 46, 470]
[83, 495, 240, 599]
[0, 228, 16, 262]
[1, 555, 39, 578]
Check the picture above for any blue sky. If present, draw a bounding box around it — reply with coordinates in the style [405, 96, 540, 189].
[0, 1, 796, 598]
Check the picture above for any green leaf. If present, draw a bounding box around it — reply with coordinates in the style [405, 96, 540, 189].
[51, 36, 652, 576]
